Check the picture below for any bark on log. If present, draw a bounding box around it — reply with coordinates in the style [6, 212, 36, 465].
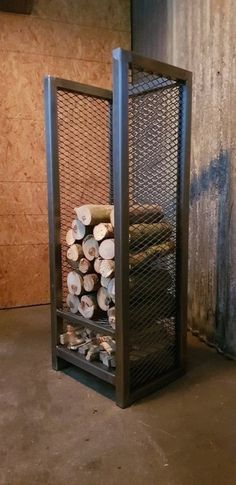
[129, 204, 163, 224]
[82, 235, 99, 261]
[110, 207, 114, 227]
[99, 239, 115, 260]
[107, 278, 115, 303]
[67, 271, 83, 295]
[78, 257, 93, 274]
[71, 219, 86, 240]
[66, 293, 79, 314]
[129, 241, 175, 269]
[74, 204, 113, 226]
[78, 294, 98, 319]
[94, 257, 103, 274]
[99, 259, 115, 278]
[107, 307, 116, 329]
[83, 273, 100, 292]
[66, 229, 76, 246]
[101, 276, 111, 288]
[67, 244, 83, 262]
[129, 221, 172, 247]
[97, 287, 111, 311]
[93, 223, 114, 241]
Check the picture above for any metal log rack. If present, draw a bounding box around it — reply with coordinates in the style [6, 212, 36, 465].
[44, 48, 192, 408]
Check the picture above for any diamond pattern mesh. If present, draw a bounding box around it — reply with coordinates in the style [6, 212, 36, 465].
[128, 67, 182, 391]
[56, 89, 112, 309]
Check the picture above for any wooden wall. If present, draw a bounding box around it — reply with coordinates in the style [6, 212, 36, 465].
[0, 0, 130, 308]
[132, 0, 236, 358]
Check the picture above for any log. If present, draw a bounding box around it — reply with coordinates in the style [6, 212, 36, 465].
[71, 219, 86, 240]
[66, 229, 76, 246]
[67, 271, 83, 295]
[78, 257, 93, 274]
[94, 257, 103, 274]
[83, 273, 100, 292]
[107, 307, 116, 329]
[99, 239, 115, 260]
[67, 244, 83, 262]
[101, 276, 111, 288]
[66, 293, 79, 313]
[93, 223, 114, 241]
[97, 287, 111, 311]
[107, 278, 115, 303]
[74, 204, 113, 226]
[129, 221, 172, 247]
[78, 294, 98, 319]
[129, 241, 175, 269]
[129, 204, 163, 223]
[110, 207, 114, 227]
[82, 235, 99, 261]
[99, 259, 115, 278]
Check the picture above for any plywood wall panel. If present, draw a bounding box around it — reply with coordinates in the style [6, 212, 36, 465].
[0, 244, 49, 308]
[32, 0, 130, 31]
[0, 52, 112, 120]
[0, 182, 47, 215]
[0, 0, 130, 307]
[0, 215, 48, 245]
[0, 119, 46, 182]
[0, 14, 130, 62]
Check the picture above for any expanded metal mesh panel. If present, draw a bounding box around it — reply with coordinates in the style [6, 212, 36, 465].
[56, 89, 112, 307]
[128, 67, 182, 392]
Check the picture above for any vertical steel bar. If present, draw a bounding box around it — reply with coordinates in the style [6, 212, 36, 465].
[176, 78, 192, 370]
[113, 48, 130, 408]
[44, 76, 66, 370]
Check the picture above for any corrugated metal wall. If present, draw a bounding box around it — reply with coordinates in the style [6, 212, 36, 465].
[132, 0, 236, 358]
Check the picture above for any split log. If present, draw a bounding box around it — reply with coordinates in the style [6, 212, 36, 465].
[97, 287, 111, 311]
[83, 273, 100, 292]
[94, 257, 103, 274]
[67, 244, 83, 262]
[67, 271, 83, 295]
[129, 222, 172, 247]
[101, 276, 111, 288]
[110, 207, 114, 227]
[99, 259, 115, 278]
[129, 204, 163, 224]
[129, 241, 175, 269]
[78, 257, 93, 274]
[78, 294, 98, 319]
[82, 235, 99, 261]
[74, 204, 113, 226]
[107, 278, 115, 303]
[93, 223, 114, 241]
[99, 351, 116, 368]
[66, 229, 76, 246]
[66, 293, 79, 313]
[71, 219, 86, 240]
[107, 307, 116, 329]
[99, 239, 115, 260]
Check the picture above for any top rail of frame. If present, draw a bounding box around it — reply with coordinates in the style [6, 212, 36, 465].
[44, 76, 112, 100]
[112, 48, 192, 84]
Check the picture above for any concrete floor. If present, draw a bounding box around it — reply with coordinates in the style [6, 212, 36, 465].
[0, 306, 236, 485]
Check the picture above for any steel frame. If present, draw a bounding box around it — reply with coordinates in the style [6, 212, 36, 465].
[44, 49, 192, 408]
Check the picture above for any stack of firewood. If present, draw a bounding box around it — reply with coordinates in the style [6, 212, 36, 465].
[65, 204, 115, 328]
[60, 325, 116, 368]
[65, 203, 175, 330]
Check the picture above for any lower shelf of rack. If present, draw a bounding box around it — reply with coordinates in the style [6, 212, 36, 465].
[56, 345, 116, 386]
